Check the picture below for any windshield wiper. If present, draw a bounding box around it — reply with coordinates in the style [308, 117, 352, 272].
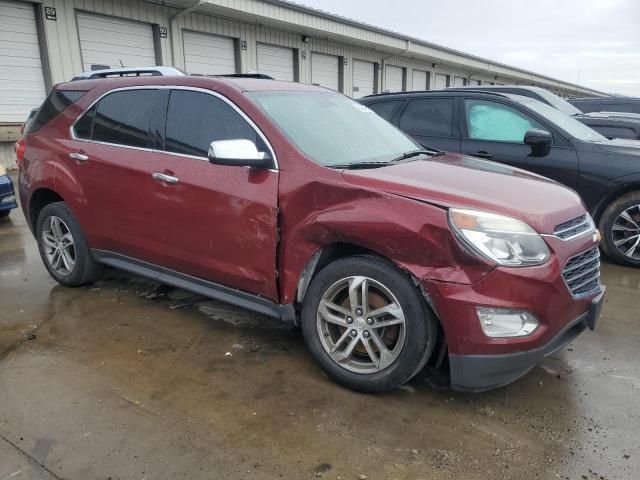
[329, 161, 393, 170]
[389, 148, 443, 163]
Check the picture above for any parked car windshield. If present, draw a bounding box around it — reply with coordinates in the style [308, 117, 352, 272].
[247, 91, 420, 166]
[532, 89, 583, 116]
[512, 96, 607, 143]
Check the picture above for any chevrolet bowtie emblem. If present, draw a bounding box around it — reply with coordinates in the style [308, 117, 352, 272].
[593, 230, 602, 243]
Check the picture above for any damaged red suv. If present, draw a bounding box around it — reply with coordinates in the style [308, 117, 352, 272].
[18, 69, 605, 393]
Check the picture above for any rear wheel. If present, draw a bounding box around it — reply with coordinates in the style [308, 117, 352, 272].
[599, 192, 640, 267]
[301, 255, 437, 393]
[36, 202, 102, 286]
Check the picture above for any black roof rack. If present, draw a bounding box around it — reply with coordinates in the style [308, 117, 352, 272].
[71, 66, 186, 81]
[360, 89, 510, 100]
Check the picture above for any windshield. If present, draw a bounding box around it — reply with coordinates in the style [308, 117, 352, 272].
[246, 91, 420, 166]
[512, 96, 607, 142]
[534, 89, 583, 116]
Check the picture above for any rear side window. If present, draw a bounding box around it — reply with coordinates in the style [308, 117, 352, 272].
[92, 90, 158, 148]
[366, 100, 403, 121]
[164, 90, 265, 158]
[399, 98, 454, 137]
[26, 90, 86, 134]
[74, 105, 96, 140]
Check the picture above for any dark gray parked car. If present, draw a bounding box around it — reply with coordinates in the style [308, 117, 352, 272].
[570, 96, 640, 115]
[360, 89, 640, 267]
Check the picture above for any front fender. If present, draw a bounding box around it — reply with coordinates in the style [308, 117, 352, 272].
[278, 180, 493, 305]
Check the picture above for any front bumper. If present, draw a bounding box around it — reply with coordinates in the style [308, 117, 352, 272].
[421, 231, 603, 391]
[448, 288, 604, 392]
[0, 174, 18, 212]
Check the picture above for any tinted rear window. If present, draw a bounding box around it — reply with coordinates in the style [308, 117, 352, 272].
[92, 90, 158, 148]
[25, 90, 86, 134]
[399, 98, 454, 137]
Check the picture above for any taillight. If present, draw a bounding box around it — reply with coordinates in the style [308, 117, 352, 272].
[14, 138, 26, 169]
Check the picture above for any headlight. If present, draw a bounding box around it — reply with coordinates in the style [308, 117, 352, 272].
[449, 208, 550, 266]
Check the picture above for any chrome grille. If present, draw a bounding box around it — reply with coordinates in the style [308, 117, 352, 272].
[562, 247, 601, 297]
[554, 214, 592, 240]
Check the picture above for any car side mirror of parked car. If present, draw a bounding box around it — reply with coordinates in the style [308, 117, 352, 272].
[524, 129, 552, 147]
[208, 139, 272, 168]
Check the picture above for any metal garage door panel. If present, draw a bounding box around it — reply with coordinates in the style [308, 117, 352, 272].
[384, 65, 403, 93]
[412, 70, 428, 91]
[434, 73, 448, 90]
[77, 12, 156, 71]
[183, 31, 236, 75]
[0, 0, 46, 122]
[257, 43, 294, 81]
[352, 60, 374, 99]
[311, 52, 339, 91]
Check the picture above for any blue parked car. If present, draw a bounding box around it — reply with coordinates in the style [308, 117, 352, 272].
[0, 165, 18, 218]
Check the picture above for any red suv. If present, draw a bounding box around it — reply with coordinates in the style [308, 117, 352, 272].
[17, 71, 605, 393]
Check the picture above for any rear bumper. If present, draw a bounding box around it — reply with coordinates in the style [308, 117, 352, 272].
[448, 288, 605, 392]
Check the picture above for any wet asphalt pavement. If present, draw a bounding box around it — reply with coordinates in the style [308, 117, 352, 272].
[1, 177, 638, 480]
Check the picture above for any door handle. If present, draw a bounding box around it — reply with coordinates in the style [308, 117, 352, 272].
[68, 152, 88, 161]
[474, 151, 494, 159]
[152, 172, 179, 184]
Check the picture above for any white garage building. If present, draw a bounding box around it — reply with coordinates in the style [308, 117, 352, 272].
[0, 0, 606, 167]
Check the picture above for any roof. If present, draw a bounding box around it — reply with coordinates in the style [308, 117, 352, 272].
[359, 89, 512, 101]
[58, 73, 330, 94]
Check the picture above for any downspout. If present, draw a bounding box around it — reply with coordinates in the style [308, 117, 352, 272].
[381, 39, 411, 93]
[169, 0, 206, 65]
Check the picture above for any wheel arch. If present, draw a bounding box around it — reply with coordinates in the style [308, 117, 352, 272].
[592, 182, 640, 224]
[29, 188, 65, 230]
[294, 242, 446, 335]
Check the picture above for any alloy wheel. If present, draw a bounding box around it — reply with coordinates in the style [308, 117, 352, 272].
[42, 216, 76, 276]
[316, 276, 406, 374]
[611, 204, 640, 260]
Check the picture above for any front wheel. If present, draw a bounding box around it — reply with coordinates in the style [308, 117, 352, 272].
[301, 255, 438, 393]
[599, 192, 640, 267]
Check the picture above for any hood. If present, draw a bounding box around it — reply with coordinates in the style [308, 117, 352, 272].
[343, 154, 586, 234]
[594, 138, 640, 155]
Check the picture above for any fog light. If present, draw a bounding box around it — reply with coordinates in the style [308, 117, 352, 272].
[1, 194, 15, 204]
[476, 308, 539, 337]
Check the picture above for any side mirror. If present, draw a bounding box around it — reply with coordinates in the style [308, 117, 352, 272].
[524, 129, 552, 147]
[208, 139, 272, 168]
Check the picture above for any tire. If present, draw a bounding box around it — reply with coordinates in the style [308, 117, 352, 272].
[301, 255, 438, 393]
[0, 210, 9, 218]
[599, 192, 640, 267]
[36, 201, 103, 286]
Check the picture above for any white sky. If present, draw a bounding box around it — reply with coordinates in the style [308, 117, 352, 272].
[298, 0, 640, 96]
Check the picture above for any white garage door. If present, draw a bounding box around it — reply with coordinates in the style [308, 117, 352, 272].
[384, 65, 403, 93]
[311, 53, 339, 91]
[257, 43, 294, 81]
[183, 31, 236, 75]
[453, 76, 466, 87]
[434, 73, 449, 90]
[77, 12, 156, 71]
[352, 60, 375, 99]
[0, 0, 46, 122]
[412, 70, 428, 91]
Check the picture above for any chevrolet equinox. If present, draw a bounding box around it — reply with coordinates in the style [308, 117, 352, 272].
[17, 72, 604, 393]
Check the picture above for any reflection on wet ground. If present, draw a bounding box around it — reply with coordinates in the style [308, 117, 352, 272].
[1, 189, 638, 479]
